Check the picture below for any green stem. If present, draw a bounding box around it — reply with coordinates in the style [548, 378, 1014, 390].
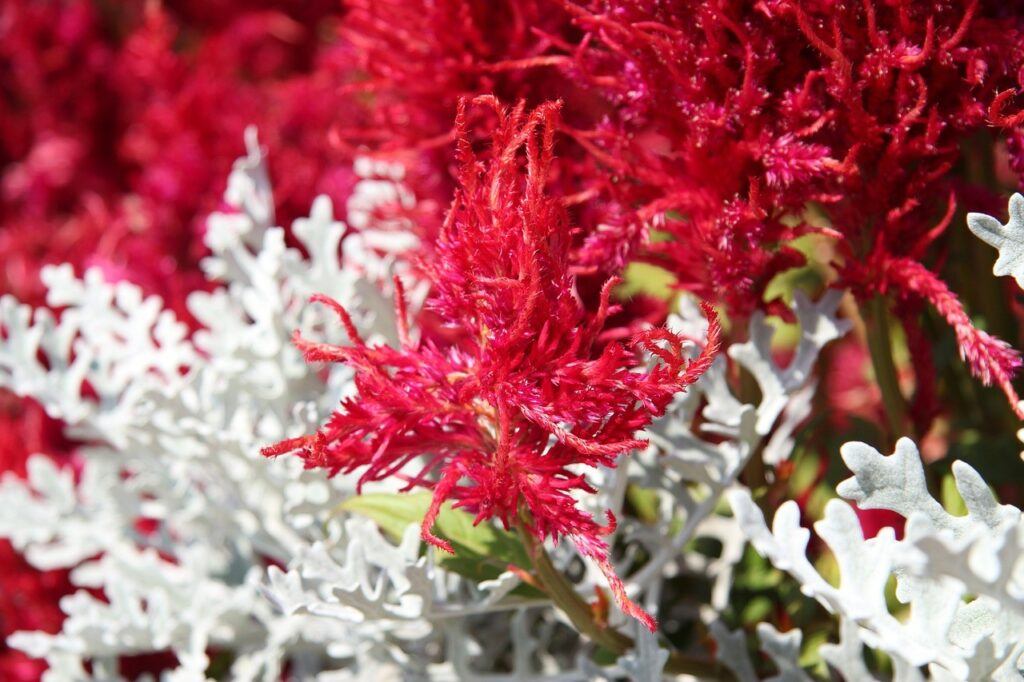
[737, 367, 770, 508]
[514, 519, 731, 679]
[864, 295, 910, 441]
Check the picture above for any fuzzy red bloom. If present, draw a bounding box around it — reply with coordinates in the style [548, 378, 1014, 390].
[340, 0, 1024, 420]
[886, 257, 1024, 416]
[0, 0, 357, 315]
[264, 99, 720, 630]
[336, 0, 575, 147]
[559, 0, 1023, 297]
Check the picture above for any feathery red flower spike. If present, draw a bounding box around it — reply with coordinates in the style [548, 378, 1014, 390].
[263, 98, 720, 630]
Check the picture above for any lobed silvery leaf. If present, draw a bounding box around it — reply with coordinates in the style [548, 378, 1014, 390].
[0, 137, 559, 680]
[729, 438, 1024, 681]
[967, 193, 1024, 289]
[614, 288, 850, 623]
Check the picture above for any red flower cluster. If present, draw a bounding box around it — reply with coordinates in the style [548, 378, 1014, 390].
[0, 396, 72, 681]
[0, 0, 355, 312]
[339, 0, 1024, 420]
[0, 543, 67, 682]
[264, 99, 720, 629]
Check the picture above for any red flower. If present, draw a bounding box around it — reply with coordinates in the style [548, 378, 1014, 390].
[0, 394, 72, 681]
[339, 0, 1024, 420]
[0, 542, 69, 682]
[264, 99, 720, 630]
[885, 257, 1023, 416]
[0, 0, 358, 317]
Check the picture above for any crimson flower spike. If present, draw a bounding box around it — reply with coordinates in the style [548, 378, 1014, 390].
[263, 97, 720, 631]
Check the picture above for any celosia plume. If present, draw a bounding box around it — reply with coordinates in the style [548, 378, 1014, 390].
[563, 0, 1024, 417]
[263, 98, 720, 630]
[337, 0, 1024, 422]
[886, 257, 1024, 416]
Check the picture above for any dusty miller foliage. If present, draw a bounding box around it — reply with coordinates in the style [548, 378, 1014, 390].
[729, 437, 1024, 681]
[2, 140, 1023, 680]
[968, 193, 1024, 290]
[969, 193, 1024, 454]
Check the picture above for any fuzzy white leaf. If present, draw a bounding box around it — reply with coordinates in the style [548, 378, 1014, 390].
[733, 438, 1024, 680]
[967, 193, 1024, 288]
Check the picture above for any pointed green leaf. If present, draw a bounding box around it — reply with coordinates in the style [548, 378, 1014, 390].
[626, 484, 660, 524]
[940, 472, 968, 517]
[339, 492, 531, 582]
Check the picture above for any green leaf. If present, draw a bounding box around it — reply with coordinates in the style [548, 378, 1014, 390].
[205, 650, 236, 680]
[799, 628, 830, 673]
[591, 647, 619, 666]
[940, 472, 968, 517]
[625, 484, 660, 524]
[618, 262, 676, 301]
[741, 596, 773, 624]
[339, 492, 532, 583]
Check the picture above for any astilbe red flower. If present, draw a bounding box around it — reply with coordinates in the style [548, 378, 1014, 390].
[557, 1, 836, 317]
[264, 99, 720, 630]
[990, 60, 1024, 185]
[337, 0, 575, 147]
[335, 0, 651, 279]
[0, 541, 68, 682]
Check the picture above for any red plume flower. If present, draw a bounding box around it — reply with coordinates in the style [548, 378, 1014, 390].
[263, 98, 720, 630]
[339, 0, 1024, 421]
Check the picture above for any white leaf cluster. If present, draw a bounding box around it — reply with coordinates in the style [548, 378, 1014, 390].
[555, 289, 851, 677]
[967, 193, 1024, 289]
[729, 438, 1024, 681]
[0, 136, 529, 681]
[965, 193, 1024, 456]
[2, 135, 709, 682]
[616, 290, 851, 612]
